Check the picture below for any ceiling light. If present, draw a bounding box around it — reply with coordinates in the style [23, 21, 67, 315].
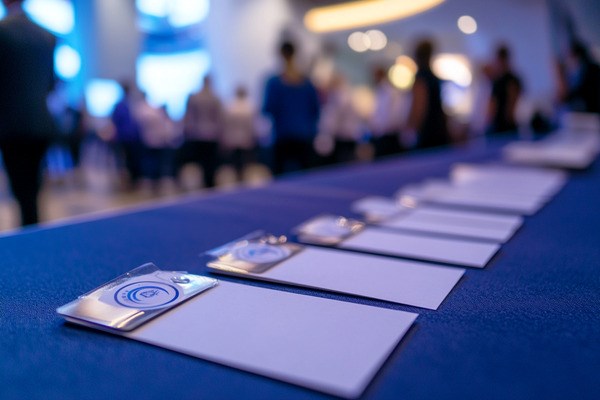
[305, 0, 445, 33]
[457, 15, 477, 34]
[366, 30, 387, 51]
[348, 31, 370, 53]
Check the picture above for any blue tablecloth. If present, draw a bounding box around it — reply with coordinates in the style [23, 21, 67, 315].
[1, 139, 599, 399]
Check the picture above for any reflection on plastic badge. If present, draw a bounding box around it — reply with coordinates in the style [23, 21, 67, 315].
[206, 231, 303, 274]
[351, 196, 413, 222]
[233, 242, 292, 264]
[294, 215, 365, 245]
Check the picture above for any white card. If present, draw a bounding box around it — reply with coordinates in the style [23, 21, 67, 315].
[340, 227, 500, 268]
[502, 135, 598, 169]
[380, 206, 523, 243]
[399, 180, 544, 215]
[126, 281, 418, 398]
[353, 197, 523, 243]
[209, 246, 464, 310]
[450, 163, 566, 198]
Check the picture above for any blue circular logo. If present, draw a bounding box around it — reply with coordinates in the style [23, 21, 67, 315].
[114, 281, 180, 310]
[233, 243, 291, 264]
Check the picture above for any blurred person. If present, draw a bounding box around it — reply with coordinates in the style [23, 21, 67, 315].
[111, 82, 143, 188]
[487, 44, 523, 134]
[319, 73, 363, 164]
[559, 41, 600, 114]
[262, 40, 321, 175]
[370, 65, 403, 157]
[0, 0, 57, 226]
[222, 85, 258, 182]
[181, 75, 224, 188]
[135, 96, 179, 187]
[469, 63, 495, 137]
[405, 39, 450, 149]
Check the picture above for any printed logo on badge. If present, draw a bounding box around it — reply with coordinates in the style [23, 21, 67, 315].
[233, 243, 291, 264]
[114, 281, 180, 309]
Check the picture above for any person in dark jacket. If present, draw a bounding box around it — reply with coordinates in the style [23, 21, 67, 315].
[405, 39, 450, 149]
[0, 0, 57, 226]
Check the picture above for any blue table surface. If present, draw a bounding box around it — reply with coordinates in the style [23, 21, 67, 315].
[1, 139, 599, 400]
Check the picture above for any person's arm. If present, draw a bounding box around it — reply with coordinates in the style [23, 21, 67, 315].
[505, 78, 521, 124]
[406, 77, 427, 132]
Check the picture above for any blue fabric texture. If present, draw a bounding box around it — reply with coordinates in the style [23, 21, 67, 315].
[1, 139, 598, 399]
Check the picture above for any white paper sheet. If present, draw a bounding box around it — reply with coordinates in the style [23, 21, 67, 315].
[399, 180, 544, 215]
[341, 228, 500, 268]
[502, 134, 599, 169]
[379, 206, 523, 243]
[450, 163, 567, 197]
[126, 281, 417, 398]
[209, 246, 464, 310]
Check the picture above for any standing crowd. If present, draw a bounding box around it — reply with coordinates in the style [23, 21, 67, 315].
[2, 0, 600, 228]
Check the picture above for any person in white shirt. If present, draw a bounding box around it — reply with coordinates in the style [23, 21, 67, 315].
[319, 73, 363, 164]
[222, 85, 258, 181]
[181, 75, 224, 188]
[135, 96, 179, 185]
[369, 66, 404, 157]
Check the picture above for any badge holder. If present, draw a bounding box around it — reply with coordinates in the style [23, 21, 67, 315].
[56, 263, 218, 332]
[206, 231, 303, 274]
[351, 196, 418, 223]
[293, 214, 365, 246]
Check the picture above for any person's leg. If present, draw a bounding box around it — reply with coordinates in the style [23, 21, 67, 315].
[199, 141, 218, 188]
[0, 139, 49, 226]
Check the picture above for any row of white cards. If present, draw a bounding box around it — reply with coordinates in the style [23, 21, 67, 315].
[65, 162, 573, 398]
[124, 163, 568, 397]
[503, 112, 600, 169]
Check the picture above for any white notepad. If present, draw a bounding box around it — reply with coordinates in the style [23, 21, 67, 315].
[398, 179, 544, 215]
[340, 227, 500, 268]
[208, 246, 464, 310]
[126, 281, 417, 398]
[353, 197, 523, 243]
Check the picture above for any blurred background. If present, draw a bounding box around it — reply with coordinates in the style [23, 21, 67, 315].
[0, 0, 598, 233]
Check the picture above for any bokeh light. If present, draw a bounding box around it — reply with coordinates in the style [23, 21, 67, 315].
[136, 0, 210, 28]
[54, 44, 81, 80]
[366, 29, 387, 51]
[85, 79, 124, 118]
[457, 15, 477, 35]
[432, 53, 472, 87]
[348, 31, 370, 53]
[389, 55, 417, 90]
[23, 0, 74, 35]
[137, 50, 211, 119]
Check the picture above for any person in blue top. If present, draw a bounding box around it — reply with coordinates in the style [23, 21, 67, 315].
[262, 41, 320, 175]
[111, 82, 143, 188]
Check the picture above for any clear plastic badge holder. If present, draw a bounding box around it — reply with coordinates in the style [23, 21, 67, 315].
[351, 196, 418, 223]
[206, 231, 303, 274]
[56, 263, 218, 332]
[293, 214, 365, 246]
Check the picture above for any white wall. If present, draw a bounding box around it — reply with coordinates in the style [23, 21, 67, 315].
[205, 0, 321, 104]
